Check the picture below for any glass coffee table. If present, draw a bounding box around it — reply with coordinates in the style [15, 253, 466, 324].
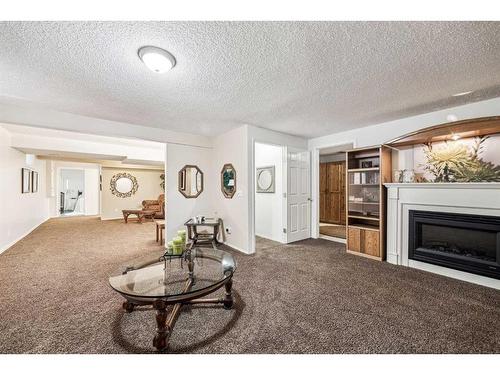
[109, 247, 236, 352]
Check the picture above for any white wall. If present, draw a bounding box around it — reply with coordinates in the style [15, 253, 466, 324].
[212, 126, 249, 253]
[84, 168, 100, 215]
[255, 143, 284, 242]
[5, 123, 166, 165]
[308, 97, 500, 238]
[0, 126, 50, 253]
[166, 125, 307, 254]
[165, 143, 215, 243]
[0, 102, 212, 148]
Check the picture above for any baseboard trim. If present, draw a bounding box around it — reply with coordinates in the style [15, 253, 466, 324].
[100, 216, 123, 221]
[224, 242, 250, 255]
[0, 216, 50, 255]
[255, 233, 285, 244]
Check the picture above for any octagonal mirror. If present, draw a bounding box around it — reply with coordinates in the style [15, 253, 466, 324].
[221, 163, 236, 198]
[178, 165, 204, 198]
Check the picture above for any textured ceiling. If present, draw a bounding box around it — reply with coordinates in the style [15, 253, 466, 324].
[0, 21, 499, 139]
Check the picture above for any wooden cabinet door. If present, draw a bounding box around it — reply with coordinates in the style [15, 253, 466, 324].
[319, 163, 327, 222]
[348, 227, 361, 252]
[363, 230, 380, 257]
[326, 161, 346, 225]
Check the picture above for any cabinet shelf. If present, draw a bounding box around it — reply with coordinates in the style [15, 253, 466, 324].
[346, 145, 392, 261]
[348, 224, 380, 232]
[348, 214, 380, 221]
[347, 167, 380, 172]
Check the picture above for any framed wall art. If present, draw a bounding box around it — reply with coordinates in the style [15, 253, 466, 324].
[21, 168, 31, 193]
[31, 171, 39, 193]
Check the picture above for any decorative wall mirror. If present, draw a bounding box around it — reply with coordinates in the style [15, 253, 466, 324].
[221, 163, 236, 198]
[110, 172, 139, 198]
[256, 166, 275, 193]
[178, 165, 204, 198]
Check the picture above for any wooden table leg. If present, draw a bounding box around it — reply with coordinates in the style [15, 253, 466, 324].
[223, 278, 234, 310]
[152, 300, 169, 352]
[156, 224, 159, 242]
[123, 212, 128, 223]
[137, 214, 143, 224]
[160, 226, 163, 244]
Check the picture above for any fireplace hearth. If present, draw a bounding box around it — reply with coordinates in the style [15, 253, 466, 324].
[409, 210, 500, 280]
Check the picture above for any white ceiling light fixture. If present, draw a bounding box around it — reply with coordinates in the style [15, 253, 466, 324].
[452, 90, 473, 97]
[138, 46, 176, 74]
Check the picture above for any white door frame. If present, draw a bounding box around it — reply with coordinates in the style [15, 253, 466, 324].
[311, 141, 356, 239]
[249, 139, 287, 253]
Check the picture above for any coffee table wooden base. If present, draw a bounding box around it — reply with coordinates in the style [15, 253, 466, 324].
[122, 210, 155, 224]
[120, 276, 234, 352]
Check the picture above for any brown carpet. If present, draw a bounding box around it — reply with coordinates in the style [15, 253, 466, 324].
[320, 224, 346, 239]
[0, 216, 499, 354]
[255, 236, 281, 250]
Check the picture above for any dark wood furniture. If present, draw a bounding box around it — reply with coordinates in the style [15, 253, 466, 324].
[319, 160, 346, 225]
[109, 247, 236, 352]
[154, 219, 165, 244]
[345, 146, 391, 261]
[184, 218, 221, 249]
[122, 209, 155, 224]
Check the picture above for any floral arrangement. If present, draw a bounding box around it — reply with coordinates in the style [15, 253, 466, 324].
[421, 136, 500, 182]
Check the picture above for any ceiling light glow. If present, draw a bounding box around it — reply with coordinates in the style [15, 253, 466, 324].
[452, 91, 473, 97]
[138, 46, 176, 74]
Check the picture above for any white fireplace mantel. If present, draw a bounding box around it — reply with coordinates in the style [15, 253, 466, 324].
[384, 182, 500, 290]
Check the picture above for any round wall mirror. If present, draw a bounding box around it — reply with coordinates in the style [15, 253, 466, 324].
[110, 173, 139, 198]
[115, 177, 133, 193]
[178, 165, 204, 198]
[256, 166, 275, 193]
[221, 163, 236, 198]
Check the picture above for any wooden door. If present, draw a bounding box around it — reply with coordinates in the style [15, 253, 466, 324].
[323, 161, 346, 225]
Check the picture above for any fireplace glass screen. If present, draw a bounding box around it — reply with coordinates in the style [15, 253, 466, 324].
[409, 210, 500, 279]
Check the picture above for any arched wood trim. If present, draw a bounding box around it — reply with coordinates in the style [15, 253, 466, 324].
[384, 116, 500, 147]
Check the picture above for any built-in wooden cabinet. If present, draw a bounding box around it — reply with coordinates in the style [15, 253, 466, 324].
[319, 161, 346, 225]
[345, 146, 391, 260]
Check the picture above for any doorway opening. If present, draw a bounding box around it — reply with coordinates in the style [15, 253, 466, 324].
[58, 167, 100, 217]
[59, 169, 85, 216]
[317, 144, 353, 244]
[254, 142, 285, 251]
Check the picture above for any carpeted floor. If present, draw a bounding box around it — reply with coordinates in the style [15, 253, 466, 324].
[0, 216, 499, 354]
[319, 223, 346, 239]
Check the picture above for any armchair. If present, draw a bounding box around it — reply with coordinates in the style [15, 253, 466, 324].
[142, 194, 165, 219]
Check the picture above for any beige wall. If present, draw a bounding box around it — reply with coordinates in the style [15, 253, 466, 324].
[101, 167, 164, 220]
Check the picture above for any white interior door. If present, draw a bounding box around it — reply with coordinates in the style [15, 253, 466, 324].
[286, 148, 311, 243]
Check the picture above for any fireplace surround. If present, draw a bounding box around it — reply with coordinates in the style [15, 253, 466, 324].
[408, 210, 500, 280]
[385, 182, 500, 289]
